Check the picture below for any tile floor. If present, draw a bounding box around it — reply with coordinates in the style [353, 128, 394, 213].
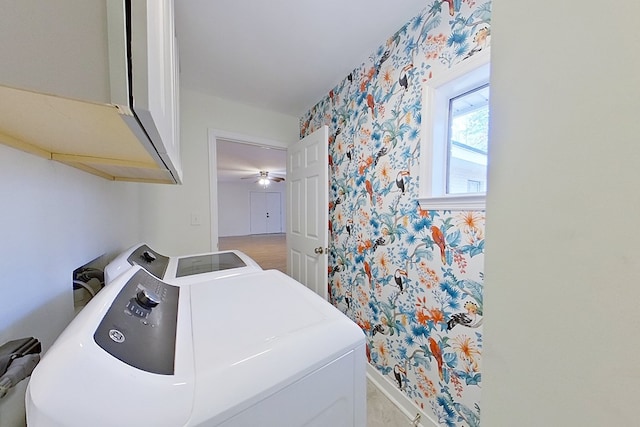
[367, 379, 417, 426]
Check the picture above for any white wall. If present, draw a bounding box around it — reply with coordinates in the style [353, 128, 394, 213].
[139, 89, 298, 255]
[483, 1, 640, 425]
[0, 145, 143, 426]
[218, 181, 286, 237]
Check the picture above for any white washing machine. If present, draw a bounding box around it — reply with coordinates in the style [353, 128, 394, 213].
[26, 266, 367, 426]
[104, 243, 263, 285]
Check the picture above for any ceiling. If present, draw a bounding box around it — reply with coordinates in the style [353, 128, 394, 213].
[174, 0, 427, 117]
[215, 139, 287, 183]
[174, 0, 427, 182]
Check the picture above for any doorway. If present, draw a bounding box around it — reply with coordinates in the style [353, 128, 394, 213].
[208, 129, 288, 267]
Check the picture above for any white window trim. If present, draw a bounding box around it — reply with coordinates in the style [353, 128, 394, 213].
[419, 48, 491, 211]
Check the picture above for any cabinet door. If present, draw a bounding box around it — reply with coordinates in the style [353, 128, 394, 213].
[0, 1, 110, 103]
[130, 0, 182, 182]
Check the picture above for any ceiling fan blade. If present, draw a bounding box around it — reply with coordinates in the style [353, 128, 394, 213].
[238, 171, 285, 182]
[240, 174, 258, 179]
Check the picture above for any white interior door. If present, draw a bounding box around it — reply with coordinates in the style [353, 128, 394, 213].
[250, 192, 267, 234]
[287, 126, 329, 299]
[265, 192, 282, 233]
[250, 192, 282, 234]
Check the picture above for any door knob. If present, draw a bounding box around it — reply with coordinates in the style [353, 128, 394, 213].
[314, 247, 324, 254]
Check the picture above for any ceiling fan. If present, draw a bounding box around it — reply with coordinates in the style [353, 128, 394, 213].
[241, 171, 285, 187]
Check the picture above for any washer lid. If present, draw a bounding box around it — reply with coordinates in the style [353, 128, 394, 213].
[188, 269, 364, 425]
[190, 269, 328, 367]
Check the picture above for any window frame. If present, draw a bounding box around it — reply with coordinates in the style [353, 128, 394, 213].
[419, 49, 491, 211]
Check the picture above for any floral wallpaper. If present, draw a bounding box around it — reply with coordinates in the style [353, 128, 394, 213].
[299, 1, 491, 426]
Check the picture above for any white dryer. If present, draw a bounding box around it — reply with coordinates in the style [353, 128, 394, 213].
[26, 267, 366, 426]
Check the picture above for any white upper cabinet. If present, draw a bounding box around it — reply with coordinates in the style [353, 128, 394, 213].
[0, 0, 182, 184]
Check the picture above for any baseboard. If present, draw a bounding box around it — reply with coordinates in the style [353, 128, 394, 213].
[366, 363, 438, 427]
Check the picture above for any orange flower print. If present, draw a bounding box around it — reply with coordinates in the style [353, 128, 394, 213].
[383, 68, 393, 87]
[377, 342, 389, 365]
[357, 238, 372, 254]
[428, 308, 445, 324]
[416, 307, 445, 327]
[425, 33, 447, 60]
[452, 335, 481, 371]
[456, 211, 485, 239]
[379, 162, 392, 184]
[450, 371, 464, 397]
[354, 311, 370, 331]
[418, 263, 439, 289]
[418, 275, 430, 288]
[416, 367, 437, 398]
[358, 155, 373, 175]
[417, 309, 430, 325]
[377, 252, 390, 276]
[463, 0, 477, 8]
[356, 287, 368, 306]
[358, 211, 370, 227]
[415, 295, 429, 309]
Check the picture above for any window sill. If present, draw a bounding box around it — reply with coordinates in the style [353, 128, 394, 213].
[418, 194, 486, 211]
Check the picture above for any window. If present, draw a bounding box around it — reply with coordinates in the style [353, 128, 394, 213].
[448, 84, 489, 194]
[420, 49, 490, 210]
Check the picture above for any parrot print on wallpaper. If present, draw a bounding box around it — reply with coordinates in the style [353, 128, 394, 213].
[300, 1, 490, 426]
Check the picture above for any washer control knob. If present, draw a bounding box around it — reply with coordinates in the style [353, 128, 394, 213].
[142, 250, 157, 263]
[136, 289, 161, 309]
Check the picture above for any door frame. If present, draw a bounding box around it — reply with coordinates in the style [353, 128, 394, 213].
[208, 129, 288, 251]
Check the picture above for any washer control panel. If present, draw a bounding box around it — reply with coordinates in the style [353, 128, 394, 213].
[127, 244, 170, 279]
[94, 269, 179, 374]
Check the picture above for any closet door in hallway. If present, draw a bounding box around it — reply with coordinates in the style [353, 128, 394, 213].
[250, 191, 282, 234]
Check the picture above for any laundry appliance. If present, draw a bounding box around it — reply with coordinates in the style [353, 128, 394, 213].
[104, 243, 262, 285]
[26, 266, 367, 426]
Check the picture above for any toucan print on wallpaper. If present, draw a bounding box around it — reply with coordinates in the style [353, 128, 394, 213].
[301, 1, 491, 426]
